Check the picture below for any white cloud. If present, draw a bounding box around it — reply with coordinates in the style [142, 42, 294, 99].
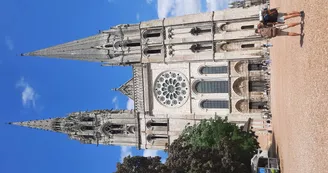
[206, 0, 230, 11]
[120, 146, 132, 162]
[157, 0, 202, 18]
[143, 149, 159, 157]
[126, 98, 134, 110]
[146, 0, 153, 4]
[136, 13, 140, 21]
[157, 0, 175, 18]
[112, 96, 119, 109]
[16, 77, 38, 108]
[5, 36, 14, 51]
[157, 0, 231, 18]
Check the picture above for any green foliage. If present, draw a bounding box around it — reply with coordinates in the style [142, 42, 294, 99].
[181, 117, 259, 165]
[115, 156, 169, 173]
[115, 117, 259, 173]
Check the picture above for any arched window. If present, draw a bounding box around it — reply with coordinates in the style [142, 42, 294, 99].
[146, 135, 168, 143]
[146, 121, 167, 129]
[144, 47, 162, 55]
[143, 30, 161, 39]
[194, 81, 229, 93]
[102, 123, 125, 136]
[201, 100, 229, 109]
[199, 66, 228, 74]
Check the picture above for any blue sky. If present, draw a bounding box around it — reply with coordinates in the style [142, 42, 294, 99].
[0, 0, 229, 172]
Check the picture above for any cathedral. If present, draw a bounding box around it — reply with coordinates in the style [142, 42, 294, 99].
[10, 5, 271, 150]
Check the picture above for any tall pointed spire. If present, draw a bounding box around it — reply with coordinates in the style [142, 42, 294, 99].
[21, 33, 113, 62]
[9, 118, 66, 133]
[9, 110, 140, 146]
[22, 24, 142, 65]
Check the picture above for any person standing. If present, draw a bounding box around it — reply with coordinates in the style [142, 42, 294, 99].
[255, 22, 304, 38]
[259, 8, 305, 27]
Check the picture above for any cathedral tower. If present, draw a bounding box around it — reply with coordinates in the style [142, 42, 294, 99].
[10, 110, 140, 147]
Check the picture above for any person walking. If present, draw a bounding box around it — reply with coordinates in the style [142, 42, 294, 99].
[255, 22, 304, 38]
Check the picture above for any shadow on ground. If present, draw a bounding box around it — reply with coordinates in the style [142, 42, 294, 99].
[268, 133, 282, 170]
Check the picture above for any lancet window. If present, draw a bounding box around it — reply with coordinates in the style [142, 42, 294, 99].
[200, 100, 229, 109]
[199, 66, 228, 74]
[194, 81, 229, 93]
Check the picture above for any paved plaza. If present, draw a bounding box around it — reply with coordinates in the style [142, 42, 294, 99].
[269, 0, 328, 172]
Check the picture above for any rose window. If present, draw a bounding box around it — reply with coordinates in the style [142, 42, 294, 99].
[154, 71, 189, 107]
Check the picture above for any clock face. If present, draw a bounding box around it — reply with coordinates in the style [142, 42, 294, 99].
[154, 71, 189, 108]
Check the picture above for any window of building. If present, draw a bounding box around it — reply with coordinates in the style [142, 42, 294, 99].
[194, 81, 229, 93]
[241, 25, 255, 30]
[201, 100, 229, 109]
[143, 30, 161, 39]
[190, 27, 211, 36]
[147, 135, 168, 143]
[199, 66, 228, 74]
[102, 123, 125, 136]
[154, 71, 189, 108]
[126, 42, 140, 47]
[190, 44, 212, 53]
[146, 49, 161, 54]
[104, 44, 113, 48]
[146, 121, 167, 129]
[241, 44, 255, 48]
[249, 81, 266, 92]
[248, 64, 262, 71]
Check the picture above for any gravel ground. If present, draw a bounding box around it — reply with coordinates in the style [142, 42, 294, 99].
[269, 0, 328, 172]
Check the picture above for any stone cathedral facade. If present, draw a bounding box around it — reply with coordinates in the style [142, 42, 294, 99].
[11, 6, 271, 150]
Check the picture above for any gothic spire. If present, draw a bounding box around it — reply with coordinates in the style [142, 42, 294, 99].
[9, 118, 65, 133]
[9, 109, 139, 146]
[21, 33, 112, 62]
[21, 24, 142, 65]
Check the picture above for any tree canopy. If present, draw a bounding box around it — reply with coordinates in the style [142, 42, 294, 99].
[115, 156, 169, 173]
[115, 117, 259, 173]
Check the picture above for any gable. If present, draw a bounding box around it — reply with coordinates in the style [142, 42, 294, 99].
[117, 78, 134, 100]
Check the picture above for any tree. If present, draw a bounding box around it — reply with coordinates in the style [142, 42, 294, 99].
[166, 136, 249, 173]
[115, 117, 259, 173]
[166, 117, 259, 173]
[115, 156, 169, 173]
